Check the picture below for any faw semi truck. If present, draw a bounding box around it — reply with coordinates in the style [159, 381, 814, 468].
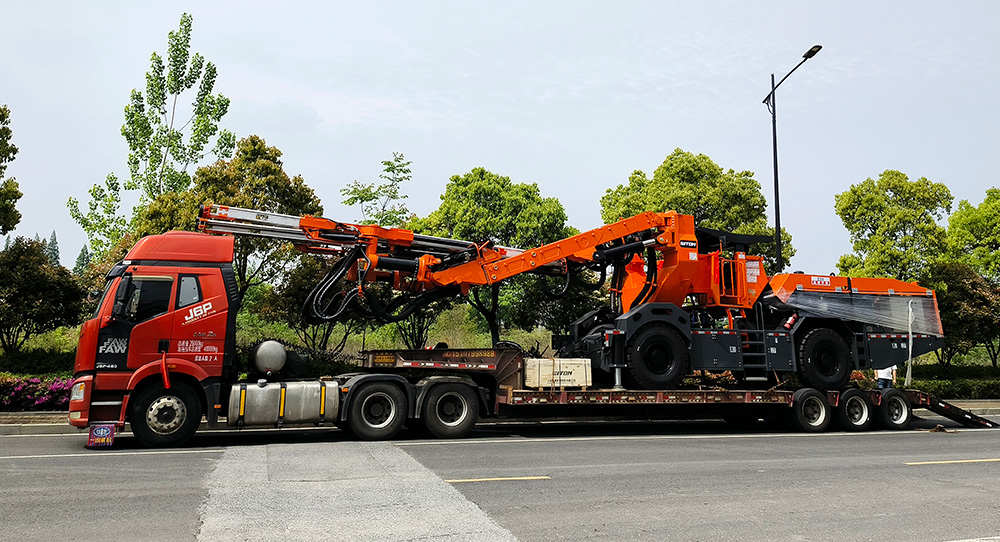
[68, 205, 994, 447]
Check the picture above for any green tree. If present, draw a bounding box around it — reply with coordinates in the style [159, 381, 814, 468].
[0, 238, 86, 352]
[414, 168, 572, 345]
[73, 245, 92, 276]
[947, 187, 1000, 285]
[68, 13, 235, 257]
[924, 261, 1000, 365]
[45, 231, 60, 266]
[600, 149, 793, 271]
[184, 135, 322, 297]
[341, 152, 412, 227]
[834, 170, 952, 281]
[0, 105, 22, 234]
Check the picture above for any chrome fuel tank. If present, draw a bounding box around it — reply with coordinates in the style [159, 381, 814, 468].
[227, 380, 339, 427]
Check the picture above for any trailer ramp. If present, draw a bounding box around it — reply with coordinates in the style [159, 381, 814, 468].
[924, 397, 998, 429]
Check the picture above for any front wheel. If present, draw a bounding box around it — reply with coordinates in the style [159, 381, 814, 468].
[347, 382, 407, 441]
[130, 384, 202, 447]
[422, 383, 479, 439]
[626, 324, 689, 389]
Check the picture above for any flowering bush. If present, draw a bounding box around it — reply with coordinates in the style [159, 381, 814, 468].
[0, 373, 74, 411]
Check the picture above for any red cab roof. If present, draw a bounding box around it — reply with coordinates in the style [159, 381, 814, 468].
[125, 231, 234, 263]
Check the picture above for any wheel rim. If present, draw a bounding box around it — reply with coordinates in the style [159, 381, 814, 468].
[802, 396, 827, 427]
[641, 340, 675, 375]
[844, 396, 869, 426]
[436, 391, 469, 427]
[887, 397, 908, 424]
[361, 392, 396, 429]
[813, 342, 842, 377]
[146, 395, 187, 435]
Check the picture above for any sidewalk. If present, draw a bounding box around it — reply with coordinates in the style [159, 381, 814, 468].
[4, 400, 1000, 436]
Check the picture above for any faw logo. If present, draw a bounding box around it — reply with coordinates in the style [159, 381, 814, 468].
[98, 337, 128, 354]
[184, 302, 214, 324]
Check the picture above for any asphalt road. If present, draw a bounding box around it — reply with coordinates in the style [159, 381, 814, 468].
[2, 417, 999, 542]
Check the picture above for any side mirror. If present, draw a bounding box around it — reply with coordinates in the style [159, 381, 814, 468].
[111, 274, 133, 319]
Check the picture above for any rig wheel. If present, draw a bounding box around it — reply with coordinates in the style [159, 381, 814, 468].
[130, 383, 202, 448]
[796, 328, 851, 391]
[626, 323, 688, 389]
[790, 388, 831, 432]
[835, 389, 874, 431]
[348, 382, 407, 441]
[877, 388, 912, 430]
[422, 383, 479, 439]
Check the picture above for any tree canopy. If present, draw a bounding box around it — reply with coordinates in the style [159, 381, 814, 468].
[924, 261, 1000, 365]
[341, 152, 412, 227]
[68, 13, 234, 257]
[413, 167, 573, 345]
[0, 238, 85, 352]
[947, 187, 1000, 285]
[600, 149, 793, 271]
[0, 105, 22, 235]
[835, 169, 952, 282]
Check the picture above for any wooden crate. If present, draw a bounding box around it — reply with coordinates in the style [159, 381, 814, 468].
[524, 358, 592, 389]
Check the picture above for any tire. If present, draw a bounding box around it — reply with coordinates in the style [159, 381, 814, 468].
[796, 328, 851, 391]
[790, 388, 831, 432]
[347, 382, 407, 440]
[877, 388, 912, 430]
[626, 324, 689, 389]
[422, 383, 479, 439]
[130, 383, 202, 447]
[835, 388, 874, 431]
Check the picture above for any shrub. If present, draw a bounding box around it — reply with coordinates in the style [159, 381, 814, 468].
[0, 350, 75, 374]
[907, 379, 1000, 399]
[0, 372, 75, 411]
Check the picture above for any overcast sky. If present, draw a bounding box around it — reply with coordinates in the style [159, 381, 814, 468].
[3, 2, 998, 275]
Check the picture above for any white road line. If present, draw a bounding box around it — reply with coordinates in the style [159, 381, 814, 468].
[394, 429, 931, 447]
[1, 449, 224, 460]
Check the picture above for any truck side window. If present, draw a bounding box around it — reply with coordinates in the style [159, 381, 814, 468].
[122, 277, 173, 322]
[177, 276, 201, 309]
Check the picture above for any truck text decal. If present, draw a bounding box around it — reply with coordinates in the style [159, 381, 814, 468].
[98, 337, 128, 354]
[183, 302, 215, 325]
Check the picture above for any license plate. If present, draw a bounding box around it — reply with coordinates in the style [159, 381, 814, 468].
[87, 424, 116, 448]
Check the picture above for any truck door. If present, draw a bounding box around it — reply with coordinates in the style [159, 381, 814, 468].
[170, 272, 228, 372]
[94, 274, 175, 371]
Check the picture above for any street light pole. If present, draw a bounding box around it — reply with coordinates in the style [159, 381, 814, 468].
[763, 44, 822, 272]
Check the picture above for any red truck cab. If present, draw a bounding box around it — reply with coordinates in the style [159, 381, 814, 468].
[69, 232, 240, 445]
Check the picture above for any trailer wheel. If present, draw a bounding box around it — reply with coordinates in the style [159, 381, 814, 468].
[790, 388, 831, 432]
[835, 389, 873, 431]
[422, 383, 479, 439]
[877, 388, 912, 430]
[626, 323, 688, 389]
[347, 382, 407, 440]
[796, 328, 851, 391]
[130, 383, 202, 448]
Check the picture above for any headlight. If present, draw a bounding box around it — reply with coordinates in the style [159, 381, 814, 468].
[70, 382, 85, 402]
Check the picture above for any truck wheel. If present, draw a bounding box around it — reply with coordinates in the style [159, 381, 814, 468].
[790, 388, 831, 432]
[835, 389, 873, 431]
[796, 328, 851, 391]
[877, 388, 912, 430]
[626, 324, 688, 389]
[348, 382, 407, 440]
[130, 384, 202, 447]
[422, 383, 479, 439]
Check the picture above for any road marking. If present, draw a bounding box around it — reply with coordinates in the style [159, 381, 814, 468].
[395, 430, 927, 447]
[1, 449, 224, 460]
[906, 458, 1000, 466]
[445, 475, 551, 483]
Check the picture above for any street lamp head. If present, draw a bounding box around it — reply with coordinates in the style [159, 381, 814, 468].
[803, 45, 822, 59]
